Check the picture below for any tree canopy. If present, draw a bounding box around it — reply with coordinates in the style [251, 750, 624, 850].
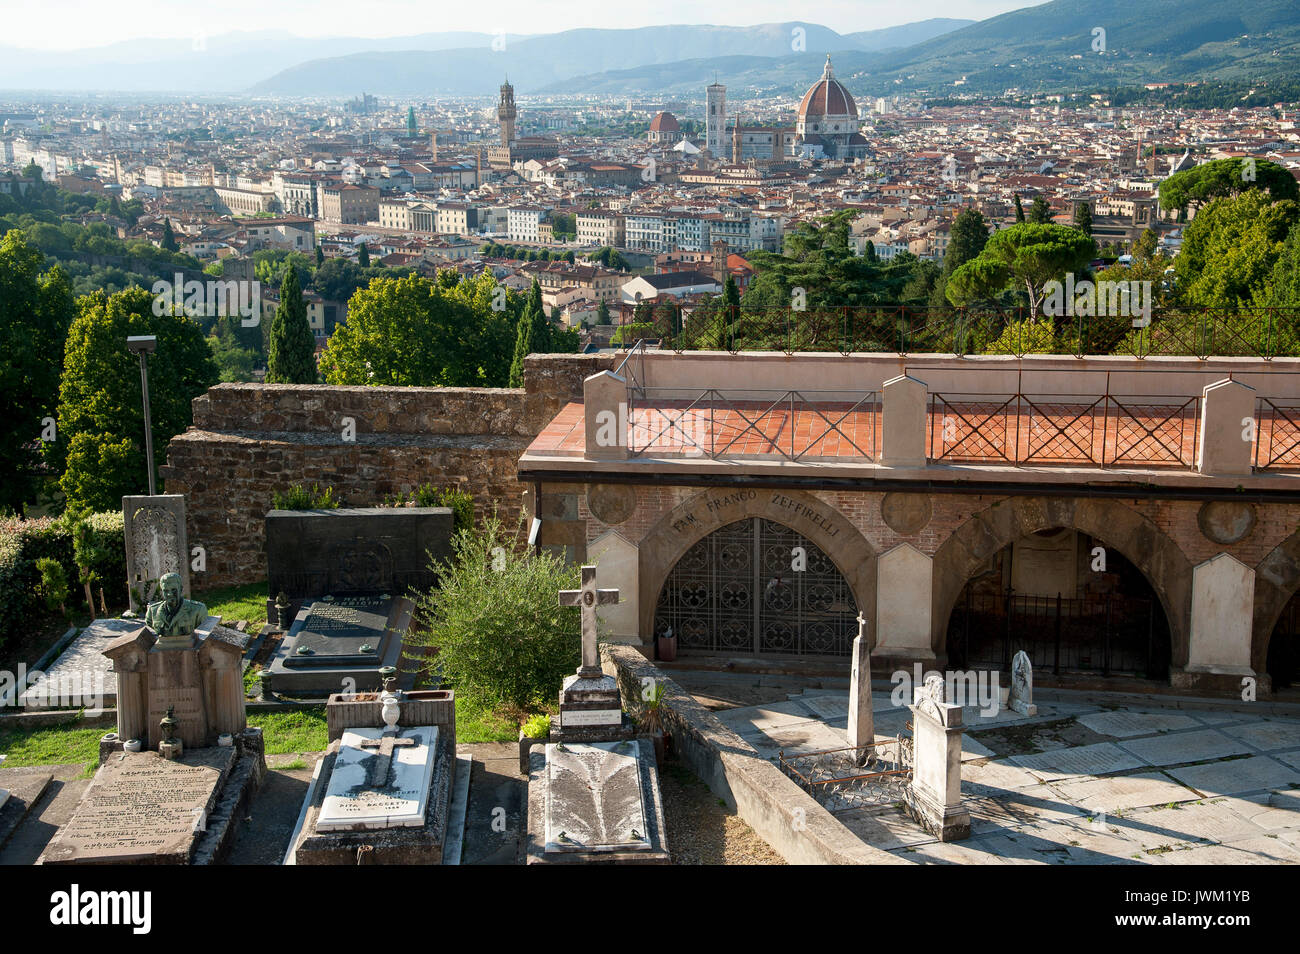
[946, 223, 1097, 314]
[1158, 158, 1300, 214]
[56, 287, 217, 512]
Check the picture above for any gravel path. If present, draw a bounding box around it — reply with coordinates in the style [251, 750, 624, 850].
[658, 757, 785, 865]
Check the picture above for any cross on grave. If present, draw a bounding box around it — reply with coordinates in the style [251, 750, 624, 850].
[856, 611, 868, 641]
[359, 731, 417, 788]
[558, 565, 620, 679]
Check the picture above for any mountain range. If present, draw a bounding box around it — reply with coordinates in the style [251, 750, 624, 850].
[3, 1, 1299, 100]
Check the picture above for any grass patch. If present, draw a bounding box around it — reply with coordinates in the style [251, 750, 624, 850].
[196, 582, 269, 629]
[243, 665, 262, 698]
[0, 717, 104, 773]
[457, 693, 522, 743]
[249, 706, 328, 755]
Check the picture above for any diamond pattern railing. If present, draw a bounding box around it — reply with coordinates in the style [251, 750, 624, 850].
[1255, 399, 1300, 472]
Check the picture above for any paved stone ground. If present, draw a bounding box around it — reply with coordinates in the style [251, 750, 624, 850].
[0, 764, 92, 866]
[714, 687, 1300, 864]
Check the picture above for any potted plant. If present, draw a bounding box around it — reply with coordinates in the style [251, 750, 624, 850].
[656, 625, 677, 662]
[638, 680, 668, 764]
[518, 713, 551, 775]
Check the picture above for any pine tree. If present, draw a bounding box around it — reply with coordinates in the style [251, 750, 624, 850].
[266, 265, 317, 383]
[722, 274, 741, 319]
[161, 217, 178, 252]
[1014, 195, 1025, 223]
[1073, 202, 1094, 237]
[944, 208, 989, 277]
[508, 280, 548, 387]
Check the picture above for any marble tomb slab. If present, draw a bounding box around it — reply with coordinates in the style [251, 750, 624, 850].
[316, 726, 439, 831]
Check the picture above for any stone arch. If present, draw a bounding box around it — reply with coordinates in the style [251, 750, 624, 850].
[638, 488, 876, 643]
[1251, 528, 1300, 675]
[931, 496, 1193, 668]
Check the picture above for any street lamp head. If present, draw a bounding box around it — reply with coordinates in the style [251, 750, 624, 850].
[126, 335, 157, 355]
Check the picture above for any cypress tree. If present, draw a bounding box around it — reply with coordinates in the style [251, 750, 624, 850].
[161, 217, 178, 252]
[1013, 195, 1025, 223]
[266, 265, 317, 383]
[357, 243, 370, 268]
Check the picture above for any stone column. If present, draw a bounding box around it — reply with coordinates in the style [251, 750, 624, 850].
[908, 687, 970, 842]
[873, 544, 936, 663]
[881, 374, 927, 467]
[1196, 378, 1256, 476]
[200, 641, 248, 744]
[584, 370, 629, 461]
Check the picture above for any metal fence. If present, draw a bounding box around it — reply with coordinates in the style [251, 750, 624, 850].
[947, 591, 1169, 679]
[778, 735, 913, 811]
[623, 306, 1300, 360]
[928, 391, 1200, 468]
[626, 387, 879, 461]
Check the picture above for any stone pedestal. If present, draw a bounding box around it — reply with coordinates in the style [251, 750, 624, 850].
[551, 672, 635, 743]
[908, 697, 970, 842]
[1196, 378, 1256, 477]
[881, 374, 928, 467]
[102, 618, 246, 752]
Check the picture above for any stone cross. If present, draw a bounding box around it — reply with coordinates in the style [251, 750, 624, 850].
[848, 610, 874, 758]
[359, 732, 416, 788]
[559, 565, 620, 679]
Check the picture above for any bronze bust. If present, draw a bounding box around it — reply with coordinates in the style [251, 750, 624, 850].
[145, 572, 208, 638]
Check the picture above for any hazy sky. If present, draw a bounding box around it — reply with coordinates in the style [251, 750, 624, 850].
[10, 0, 1033, 50]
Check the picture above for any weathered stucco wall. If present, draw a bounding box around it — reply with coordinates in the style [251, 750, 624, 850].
[162, 354, 613, 587]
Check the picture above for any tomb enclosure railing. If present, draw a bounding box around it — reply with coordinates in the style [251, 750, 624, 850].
[583, 358, 1300, 476]
[625, 386, 879, 462]
[622, 306, 1300, 360]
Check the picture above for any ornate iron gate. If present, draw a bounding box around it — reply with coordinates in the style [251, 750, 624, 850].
[654, 517, 857, 656]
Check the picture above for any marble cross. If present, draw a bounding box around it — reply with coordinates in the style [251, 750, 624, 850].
[559, 565, 620, 678]
[359, 731, 416, 787]
[856, 611, 868, 641]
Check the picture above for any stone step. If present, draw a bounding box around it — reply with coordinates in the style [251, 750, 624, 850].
[0, 768, 54, 850]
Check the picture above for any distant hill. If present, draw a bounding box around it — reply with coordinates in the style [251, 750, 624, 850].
[540, 0, 1300, 99]
[250, 22, 876, 96]
[845, 18, 975, 52]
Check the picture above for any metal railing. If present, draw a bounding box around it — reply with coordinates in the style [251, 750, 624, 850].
[626, 387, 879, 462]
[1255, 398, 1300, 472]
[927, 391, 1200, 468]
[778, 735, 913, 811]
[617, 306, 1300, 360]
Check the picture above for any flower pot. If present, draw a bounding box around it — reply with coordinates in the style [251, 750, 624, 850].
[657, 635, 678, 662]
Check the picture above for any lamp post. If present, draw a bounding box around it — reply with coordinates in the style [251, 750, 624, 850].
[126, 335, 158, 495]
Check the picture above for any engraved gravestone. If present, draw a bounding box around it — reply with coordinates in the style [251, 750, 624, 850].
[123, 494, 189, 612]
[39, 748, 235, 865]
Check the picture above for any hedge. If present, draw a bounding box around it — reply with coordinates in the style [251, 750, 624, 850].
[0, 512, 125, 653]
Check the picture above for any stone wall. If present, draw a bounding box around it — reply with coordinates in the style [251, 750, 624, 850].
[162, 354, 612, 587]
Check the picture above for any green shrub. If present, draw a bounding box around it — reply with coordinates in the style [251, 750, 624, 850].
[985, 318, 1057, 355]
[521, 713, 551, 739]
[35, 557, 69, 613]
[0, 511, 124, 649]
[408, 515, 580, 712]
[387, 484, 475, 531]
[271, 483, 341, 510]
[611, 321, 655, 345]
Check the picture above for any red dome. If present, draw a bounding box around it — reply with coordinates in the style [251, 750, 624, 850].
[798, 56, 858, 121]
[649, 111, 680, 132]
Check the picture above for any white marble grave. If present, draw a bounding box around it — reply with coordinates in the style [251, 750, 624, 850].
[317, 726, 439, 831]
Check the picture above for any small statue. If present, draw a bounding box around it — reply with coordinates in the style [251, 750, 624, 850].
[145, 572, 207, 638]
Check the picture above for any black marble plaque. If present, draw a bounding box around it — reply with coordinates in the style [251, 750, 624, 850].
[283, 595, 395, 669]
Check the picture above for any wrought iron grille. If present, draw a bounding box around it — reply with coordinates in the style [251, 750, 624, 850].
[654, 517, 857, 656]
[926, 391, 1200, 468]
[779, 736, 913, 811]
[1255, 399, 1300, 471]
[627, 388, 878, 462]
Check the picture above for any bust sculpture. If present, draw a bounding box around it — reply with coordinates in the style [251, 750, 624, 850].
[145, 572, 208, 638]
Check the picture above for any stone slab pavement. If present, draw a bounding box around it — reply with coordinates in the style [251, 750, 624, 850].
[713, 687, 1300, 865]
